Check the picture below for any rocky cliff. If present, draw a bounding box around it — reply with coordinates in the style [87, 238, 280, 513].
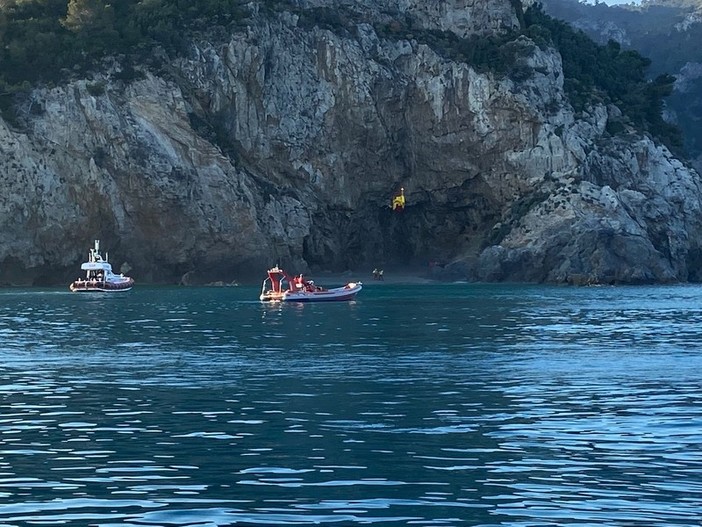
[1, 0, 701, 286]
[542, 0, 702, 176]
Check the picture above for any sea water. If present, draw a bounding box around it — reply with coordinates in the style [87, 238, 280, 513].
[0, 283, 701, 526]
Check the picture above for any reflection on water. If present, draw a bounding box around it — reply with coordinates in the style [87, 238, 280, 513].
[1, 284, 701, 525]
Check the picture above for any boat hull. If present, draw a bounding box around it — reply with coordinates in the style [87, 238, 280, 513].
[260, 283, 362, 302]
[69, 280, 134, 292]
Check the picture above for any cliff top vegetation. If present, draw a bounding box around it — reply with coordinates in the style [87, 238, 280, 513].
[0, 0, 681, 150]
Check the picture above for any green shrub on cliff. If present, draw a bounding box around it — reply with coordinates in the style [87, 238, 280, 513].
[0, 0, 249, 86]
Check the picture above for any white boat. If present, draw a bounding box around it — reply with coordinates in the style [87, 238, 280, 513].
[260, 266, 362, 302]
[69, 240, 134, 292]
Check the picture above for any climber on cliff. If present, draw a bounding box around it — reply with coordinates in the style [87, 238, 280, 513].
[392, 187, 405, 211]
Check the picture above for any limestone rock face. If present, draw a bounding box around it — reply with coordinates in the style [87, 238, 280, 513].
[294, 0, 520, 36]
[1, 76, 270, 284]
[471, 134, 702, 284]
[1, 0, 701, 285]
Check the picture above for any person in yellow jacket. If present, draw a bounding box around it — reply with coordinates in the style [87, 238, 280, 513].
[392, 187, 405, 211]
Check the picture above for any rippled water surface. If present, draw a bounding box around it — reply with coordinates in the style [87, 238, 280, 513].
[1, 283, 701, 526]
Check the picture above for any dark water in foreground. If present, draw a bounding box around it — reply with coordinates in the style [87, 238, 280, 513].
[1, 283, 701, 526]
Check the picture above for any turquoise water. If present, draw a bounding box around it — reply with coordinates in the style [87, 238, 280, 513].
[1, 283, 701, 526]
